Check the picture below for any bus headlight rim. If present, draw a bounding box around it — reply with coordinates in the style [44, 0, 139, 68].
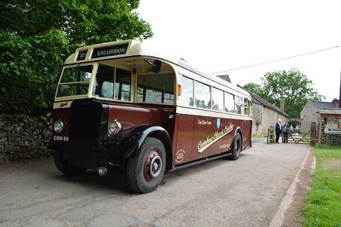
[54, 119, 64, 133]
[109, 119, 122, 135]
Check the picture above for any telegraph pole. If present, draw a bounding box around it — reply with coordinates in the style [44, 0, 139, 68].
[339, 69, 341, 108]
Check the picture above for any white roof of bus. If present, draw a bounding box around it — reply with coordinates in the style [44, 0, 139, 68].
[66, 39, 250, 98]
[65, 39, 178, 64]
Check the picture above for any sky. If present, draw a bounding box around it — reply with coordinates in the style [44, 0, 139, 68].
[136, 0, 341, 101]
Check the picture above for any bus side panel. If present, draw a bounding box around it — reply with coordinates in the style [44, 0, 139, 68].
[207, 117, 234, 157]
[172, 114, 195, 165]
[107, 104, 176, 135]
[214, 118, 254, 156]
[191, 116, 217, 160]
[172, 114, 253, 165]
[108, 104, 161, 126]
[197, 117, 252, 157]
[242, 119, 252, 149]
[217, 118, 252, 152]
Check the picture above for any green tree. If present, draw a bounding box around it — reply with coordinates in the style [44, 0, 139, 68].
[242, 82, 262, 94]
[243, 68, 324, 118]
[0, 0, 152, 115]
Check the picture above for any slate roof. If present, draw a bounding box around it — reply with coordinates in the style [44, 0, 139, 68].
[309, 100, 338, 113]
[250, 92, 289, 117]
[320, 108, 341, 115]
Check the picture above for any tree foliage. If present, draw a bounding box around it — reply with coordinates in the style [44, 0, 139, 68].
[243, 68, 324, 118]
[0, 0, 152, 115]
[242, 82, 262, 94]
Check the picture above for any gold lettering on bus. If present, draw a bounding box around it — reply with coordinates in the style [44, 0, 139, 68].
[197, 120, 212, 125]
[197, 124, 234, 153]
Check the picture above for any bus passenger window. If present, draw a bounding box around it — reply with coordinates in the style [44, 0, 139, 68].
[137, 73, 175, 104]
[115, 68, 131, 101]
[212, 88, 223, 111]
[179, 76, 193, 106]
[235, 96, 243, 114]
[163, 93, 174, 104]
[101, 81, 113, 98]
[244, 98, 249, 115]
[224, 92, 235, 113]
[195, 81, 210, 109]
[57, 66, 92, 97]
[94, 65, 115, 98]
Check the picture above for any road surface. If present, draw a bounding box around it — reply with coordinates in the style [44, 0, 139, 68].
[0, 138, 312, 227]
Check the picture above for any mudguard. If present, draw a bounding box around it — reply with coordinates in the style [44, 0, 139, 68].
[234, 127, 243, 149]
[112, 125, 172, 159]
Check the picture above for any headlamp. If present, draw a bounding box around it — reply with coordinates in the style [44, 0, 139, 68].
[54, 119, 64, 133]
[108, 119, 122, 135]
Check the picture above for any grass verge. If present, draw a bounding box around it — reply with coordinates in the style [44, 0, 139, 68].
[303, 145, 341, 226]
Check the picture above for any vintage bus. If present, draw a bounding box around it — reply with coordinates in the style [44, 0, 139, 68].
[49, 40, 252, 193]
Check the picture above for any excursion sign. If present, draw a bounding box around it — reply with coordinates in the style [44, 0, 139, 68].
[91, 43, 128, 59]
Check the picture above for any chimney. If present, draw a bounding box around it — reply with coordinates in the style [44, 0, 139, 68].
[280, 96, 285, 112]
[332, 98, 339, 107]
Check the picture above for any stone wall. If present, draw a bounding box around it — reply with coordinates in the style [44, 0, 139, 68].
[0, 114, 52, 162]
[252, 103, 288, 136]
[318, 117, 341, 145]
[300, 101, 319, 135]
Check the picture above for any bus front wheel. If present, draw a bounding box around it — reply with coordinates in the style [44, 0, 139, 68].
[54, 149, 87, 175]
[229, 133, 242, 160]
[126, 137, 166, 194]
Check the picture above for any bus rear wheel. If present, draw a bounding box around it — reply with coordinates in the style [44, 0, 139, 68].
[54, 149, 87, 175]
[126, 137, 166, 194]
[229, 133, 242, 160]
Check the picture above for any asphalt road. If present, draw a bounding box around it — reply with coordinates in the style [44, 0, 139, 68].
[0, 138, 311, 227]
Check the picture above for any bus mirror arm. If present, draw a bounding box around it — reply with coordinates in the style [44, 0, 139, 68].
[144, 59, 162, 73]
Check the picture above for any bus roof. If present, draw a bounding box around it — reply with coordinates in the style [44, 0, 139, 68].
[65, 39, 250, 98]
[65, 40, 179, 65]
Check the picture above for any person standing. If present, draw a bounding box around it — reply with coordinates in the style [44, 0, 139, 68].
[282, 121, 290, 143]
[275, 119, 282, 143]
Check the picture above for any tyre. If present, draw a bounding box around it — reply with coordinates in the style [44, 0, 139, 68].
[54, 149, 87, 175]
[126, 137, 166, 194]
[228, 133, 242, 160]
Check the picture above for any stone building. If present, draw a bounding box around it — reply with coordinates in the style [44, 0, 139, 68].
[318, 108, 341, 144]
[250, 93, 289, 136]
[300, 99, 338, 134]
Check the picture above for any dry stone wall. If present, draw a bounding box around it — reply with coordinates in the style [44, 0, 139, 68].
[0, 114, 52, 162]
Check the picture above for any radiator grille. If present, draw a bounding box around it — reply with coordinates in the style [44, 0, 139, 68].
[70, 99, 108, 142]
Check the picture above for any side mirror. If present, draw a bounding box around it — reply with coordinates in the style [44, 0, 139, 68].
[152, 60, 161, 73]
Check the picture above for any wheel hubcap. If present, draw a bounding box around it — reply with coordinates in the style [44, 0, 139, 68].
[144, 151, 162, 181]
